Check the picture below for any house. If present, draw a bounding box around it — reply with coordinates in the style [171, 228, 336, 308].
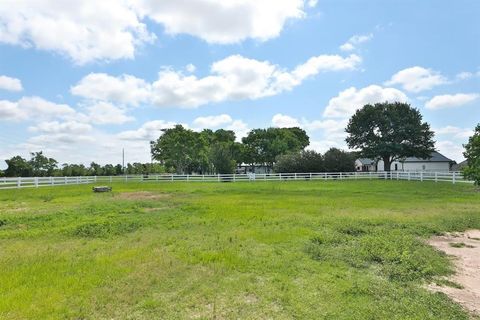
[355, 158, 376, 172]
[236, 163, 270, 174]
[451, 160, 467, 172]
[356, 151, 454, 172]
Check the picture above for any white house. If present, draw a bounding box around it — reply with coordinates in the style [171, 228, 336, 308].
[356, 151, 453, 172]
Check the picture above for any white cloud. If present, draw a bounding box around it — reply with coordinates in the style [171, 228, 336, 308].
[117, 120, 177, 141]
[385, 66, 447, 92]
[434, 126, 473, 139]
[193, 114, 233, 128]
[0, 0, 155, 64]
[226, 120, 250, 141]
[323, 85, 408, 118]
[0, 100, 23, 120]
[71, 73, 151, 106]
[0, 96, 76, 121]
[456, 71, 474, 80]
[84, 101, 134, 125]
[0, 1, 317, 63]
[272, 114, 301, 127]
[436, 140, 465, 162]
[306, 140, 344, 153]
[340, 33, 373, 51]
[0, 75, 23, 91]
[29, 120, 92, 134]
[72, 54, 360, 108]
[425, 93, 479, 110]
[139, 0, 306, 44]
[185, 64, 196, 73]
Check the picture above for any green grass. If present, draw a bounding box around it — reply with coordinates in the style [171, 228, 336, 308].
[0, 180, 479, 319]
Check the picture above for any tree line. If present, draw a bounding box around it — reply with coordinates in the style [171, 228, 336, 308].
[1, 152, 168, 177]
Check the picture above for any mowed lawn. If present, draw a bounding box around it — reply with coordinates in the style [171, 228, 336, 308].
[1, 180, 479, 319]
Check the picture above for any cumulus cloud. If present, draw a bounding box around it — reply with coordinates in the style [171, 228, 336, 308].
[436, 140, 465, 162]
[339, 33, 373, 51]
[425, 93, 479, 110]
[0, 0, 155, 65]
[434, 126, 473, 139]
[271, 114, 301, 127]
[117, 120, 177, 141]
[193, 114, 233, 128]
[385, 66, 447, 92]
[323, 85, 408, 118]
[0, 0, 316, 64]
[71, 73, 151, 106]
[84, 102, 134, 125]
[29, 120, 92, 134]
[0, 75, 23, 91]
[0, 96, 76, 121]
[138, 0, 306, 44]
[72, 54, 361, 108]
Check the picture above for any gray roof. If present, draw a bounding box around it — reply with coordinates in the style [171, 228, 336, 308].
[402, 151, 452, 163]
[357, 158, 375, 165]
[356, 151, 452, 164]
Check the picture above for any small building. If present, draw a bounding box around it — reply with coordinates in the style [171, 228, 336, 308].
[355, 158, 376, 172]
[236, 163, 270, 174]
[451, 160, 467, 172]
[356, 151, 453, 172]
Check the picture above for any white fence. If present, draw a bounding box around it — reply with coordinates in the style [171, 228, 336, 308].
[0, 171, 472, 190]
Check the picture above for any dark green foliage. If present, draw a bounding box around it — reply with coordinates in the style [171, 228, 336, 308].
[4, 155, 32, 177]
[324, 148, 356, 172]
[462, 123, 480, 186]
[242, 127, 309, 171]
[346, 102, 435, 171]
[275, 150, 324, 173]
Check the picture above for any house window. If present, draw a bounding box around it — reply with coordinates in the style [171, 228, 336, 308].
[394, 164, 398, 171]
[422, 165, 426, 171]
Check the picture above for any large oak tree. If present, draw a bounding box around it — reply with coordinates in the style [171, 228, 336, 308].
[345, 102, 435, 171]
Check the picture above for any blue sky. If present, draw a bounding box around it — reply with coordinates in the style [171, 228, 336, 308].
[0, 0, 479, 168]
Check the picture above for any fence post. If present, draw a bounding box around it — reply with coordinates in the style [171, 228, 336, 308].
[452, 172, 456, 184]
[233, 174, 236, 182]
[187, 175, 189, 182]
[369, 171, 372, 180]
[420, 172, 423, 182]
[435, 172, 438, 183]
[218, 174, 220, 182]
[110, 176, 112, 183]
[76, 176, 80, 184]
[294, 173, 297, 180]
[35, 177, 39, 188]
[408, 172, 411, 181]
[310, 172, 312, 180]
[94, 175, 97, 183]
[384, 172, 387, 180]
[396, 172, 399, 180]
[171, 174, 173, 182]
[279, 173, 282, 181]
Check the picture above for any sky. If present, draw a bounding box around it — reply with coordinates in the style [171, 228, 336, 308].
[0, 0, 479, 168]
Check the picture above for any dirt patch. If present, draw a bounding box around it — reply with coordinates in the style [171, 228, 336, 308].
[428, 230, 480, 315]
[115, 191, 169, 201]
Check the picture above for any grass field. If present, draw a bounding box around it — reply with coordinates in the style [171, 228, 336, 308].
[1, 180, 479, 319]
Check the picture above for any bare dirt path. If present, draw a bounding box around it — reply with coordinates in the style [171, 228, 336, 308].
[428, 230, 480, 315]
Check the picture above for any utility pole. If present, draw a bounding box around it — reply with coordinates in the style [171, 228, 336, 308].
[122, 148, 125, 174]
